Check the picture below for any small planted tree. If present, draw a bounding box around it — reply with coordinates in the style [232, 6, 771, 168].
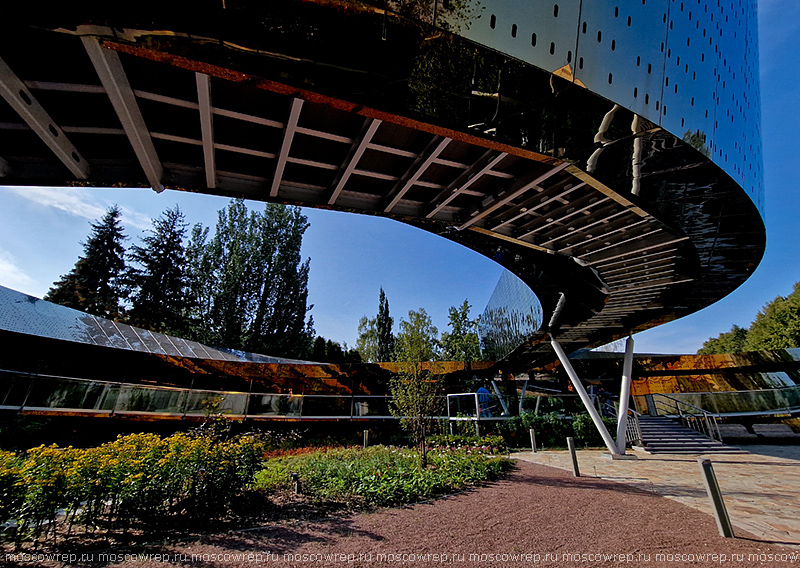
[389, 370, 443, 468]
[390, 308, 443, 467]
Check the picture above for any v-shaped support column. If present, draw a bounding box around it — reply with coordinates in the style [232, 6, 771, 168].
[550, 334, 620, 455]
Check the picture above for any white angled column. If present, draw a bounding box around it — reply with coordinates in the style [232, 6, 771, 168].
[616, 336, 635, 454]
[550, 334, 619, 455]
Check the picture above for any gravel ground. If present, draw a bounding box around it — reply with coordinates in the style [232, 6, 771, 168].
[7, 460, 797, 567]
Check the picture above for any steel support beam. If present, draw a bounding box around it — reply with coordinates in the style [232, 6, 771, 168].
[195, 73, 216, 189]
[426, 150, 507, 218]
[459, 162, 570, 230]
[490, 379, 511, 416]
[270, 97, 303, 197]
[383, 136, 451, 213]
[616, 336, 634, 454]
[0, 56, 89, 179]
[82, 37, 163, 192]
[328, 118, 381, 205]
[550, 334, 620, 455]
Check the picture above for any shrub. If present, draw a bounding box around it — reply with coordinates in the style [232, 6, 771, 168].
[255, 446, 512, 507]
[427, 434, 506, 454]
[521, 412, 574, 448]
[2, 431, 267, 544]
[572, 414, 617, 448]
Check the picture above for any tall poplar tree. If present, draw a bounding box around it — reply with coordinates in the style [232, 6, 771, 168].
[185, 199, 314, 358]
[45, 205, 127, 319]
[376, 288, 395, 362]
[356, 287, 396, 362]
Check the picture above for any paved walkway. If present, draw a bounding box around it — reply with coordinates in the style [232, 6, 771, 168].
[515, 445, 800, 548]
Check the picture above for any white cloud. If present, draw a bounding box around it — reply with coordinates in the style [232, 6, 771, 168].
[10, 186, 107, 220]
[8, 186, 151, 230]
[118, 205, 154, 232]
[0, 248, 38, 295]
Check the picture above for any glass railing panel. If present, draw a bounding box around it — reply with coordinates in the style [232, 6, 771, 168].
[0, 372, 34, 407]
[246, 393, 302, 417]
[181, 391, 248, 416]
[352, 396, 392, 418]
[115, 385, 188, 414]
[301, 395, 352, 418]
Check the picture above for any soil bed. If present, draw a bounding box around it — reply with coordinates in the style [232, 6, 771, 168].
[6, 460, 794, 567]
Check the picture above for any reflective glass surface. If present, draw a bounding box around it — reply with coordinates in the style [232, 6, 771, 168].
[0, 285, 306, 363]
[447, 0, 763, 214]
[478, 270, 543, 360]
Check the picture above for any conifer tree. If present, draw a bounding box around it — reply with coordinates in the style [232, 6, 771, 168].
[45, 205, 126, 318]
[124, 206, 190, 334]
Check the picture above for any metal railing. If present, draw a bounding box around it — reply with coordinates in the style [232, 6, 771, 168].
[641, 385, 800, 418]
[651, 394, 722, 441]
[624, 408, 644, 447]
[608, 400, 643, 448]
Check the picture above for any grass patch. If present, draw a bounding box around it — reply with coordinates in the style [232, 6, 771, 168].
[255, 446, 513, 507]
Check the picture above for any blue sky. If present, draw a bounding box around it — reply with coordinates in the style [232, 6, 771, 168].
[0, 0, 797, 354]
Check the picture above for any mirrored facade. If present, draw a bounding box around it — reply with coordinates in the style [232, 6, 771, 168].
[478, 270, 543, 361]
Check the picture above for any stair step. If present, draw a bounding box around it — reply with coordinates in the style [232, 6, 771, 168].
[634, 416, 747, 455]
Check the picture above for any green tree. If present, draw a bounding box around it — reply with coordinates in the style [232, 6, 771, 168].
[376, 288, 396, 362]
[356, 288, 396, 363]
[390, 308, 445, 466]
[697, 324, 748, 355]
[389, 368, 443, 467]
[244, 204, 314, 358]
[45, 205, 127, 319]
[185, 223, 214, 344]
[124, 206, 191, 334]
[205, 199, 255, 349]
[744, 283, 800, 350]
[394, 308, 440, 363]
[356, 316, 379, 362]
[440, 299, 481, 363]
[184, 199, 314, 358]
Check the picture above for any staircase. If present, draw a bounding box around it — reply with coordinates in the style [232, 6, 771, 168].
[634, 415, 748, 454]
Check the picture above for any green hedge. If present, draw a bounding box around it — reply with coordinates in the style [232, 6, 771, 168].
[518, 412, 616, 448]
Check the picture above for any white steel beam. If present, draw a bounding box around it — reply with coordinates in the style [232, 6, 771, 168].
[270, 98, 303, 197]
[0, 56, 89, 179]
[459, 162, 570, 230]
[383, 137, 451, 213]
[551, 334, 620, 455]
[82, 37, 163, 192]
[329, 118, 381, 205]
[616, 336, 635, 454]
[195, 73, 216, 189]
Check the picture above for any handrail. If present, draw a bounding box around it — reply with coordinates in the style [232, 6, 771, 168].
[611, 400, 643, 447]
[651, 393, 721, 441]
[624, 407, 644, 447]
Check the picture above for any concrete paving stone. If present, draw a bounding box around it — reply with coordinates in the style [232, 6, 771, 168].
[515, 444, 800, 549]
